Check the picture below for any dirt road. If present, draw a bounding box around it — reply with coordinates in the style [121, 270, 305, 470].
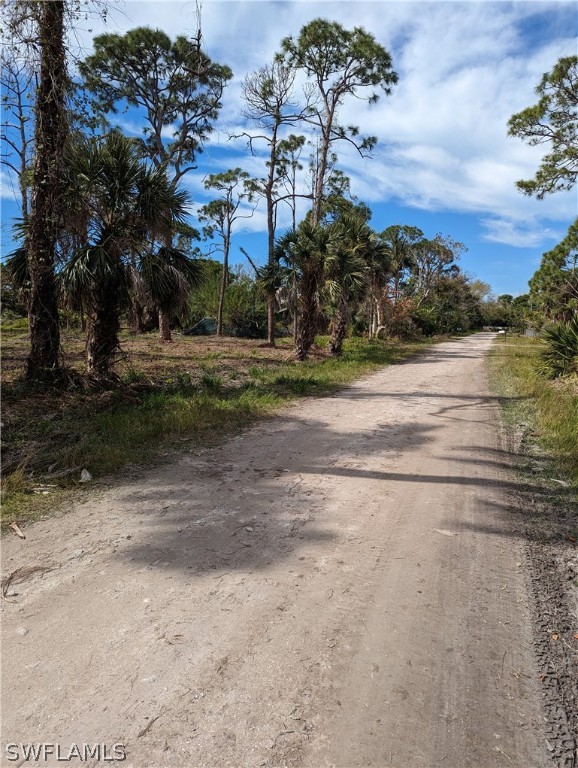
[2, 334, 552, 767]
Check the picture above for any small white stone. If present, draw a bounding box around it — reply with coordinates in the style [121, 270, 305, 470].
[16, 626, 28, 636]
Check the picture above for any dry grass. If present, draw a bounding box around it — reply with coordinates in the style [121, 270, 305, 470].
[488, 335, 578, 484]
[1, 323, 434, 525]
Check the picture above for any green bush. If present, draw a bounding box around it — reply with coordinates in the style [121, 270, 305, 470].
[540, 315, 578, 378]
[187, 266, 267, 337]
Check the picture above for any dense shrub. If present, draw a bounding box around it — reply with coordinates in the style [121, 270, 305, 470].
[540, 315, 578, 378]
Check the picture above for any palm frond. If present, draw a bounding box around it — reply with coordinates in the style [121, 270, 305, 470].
[257, 261, 290, 294]
[60, 246, 129, 308]
[139, 248, 202, 313]
[540, 315, 578, 377]
[4, 246, 30, 293]
[156, 246, 204, 286]
[136, 168, 190, 236]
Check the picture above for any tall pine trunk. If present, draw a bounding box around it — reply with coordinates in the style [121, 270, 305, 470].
[159, 235, 174, 341]
[265, 178, 276, 347]
[310, 114, 334, 227]
[217, 235, 230, 337]
[267, 298, 275, 346]
[26, 0, 67, 381]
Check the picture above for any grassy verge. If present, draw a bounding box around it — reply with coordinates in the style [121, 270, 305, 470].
[488, 335, 578, 485]
[1, 333, 436, 526]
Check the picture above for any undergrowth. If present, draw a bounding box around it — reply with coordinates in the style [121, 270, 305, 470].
[489, 335, 578, 484]
[1, 335, 433, 525]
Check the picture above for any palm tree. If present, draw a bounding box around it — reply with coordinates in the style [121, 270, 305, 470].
[139, 245, 203, 333]
[359, 233, 391, 339]
[325, 213, 371, 356]
[379, 225, 423, 305]
[368, 225, 423, 338]
[275, 220, 331, 360]
[61, 133, 192, 376]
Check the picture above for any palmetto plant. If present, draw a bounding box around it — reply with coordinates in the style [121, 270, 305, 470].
[139, 245, 203, 323]
[60, 133, 193, 376]
[325, 213, 371, 356]
[540, 314, 578, 378]
[379, 224, 423, 305]
[257, 254, 301, 341]
[3, 234, 30, 310]
[361, 232, 392, 339]
[274, 220, 332, 360]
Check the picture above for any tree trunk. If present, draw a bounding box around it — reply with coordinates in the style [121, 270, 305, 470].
[266, 173, 276, 347]
[26, 0, 67, 381]
[217, 237, 229, 337]
[329, 298, 349, 356]
[158, 234, 174, 341]
[393, 275, 400, 305]
[295, 274, 317, 361]
[127, 301, 139, 334]
[86, 286, 121, 377]
[292, 277, 299, 342]
[376, 296, 384, 329]
[134, 300, 158, 333]
[128, 298, 156, 333]
[267, 296, 275, 346]
[159, 309, 172, 341]
[369, 292, 381, 339]
[310, 115, 334, 227]
[266, 176, 277, 347]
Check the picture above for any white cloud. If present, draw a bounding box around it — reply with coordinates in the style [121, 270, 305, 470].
[21, 1, 578, 250]
[480, 217, 563, 248]
[310, 3, 578, 248]
[247, 4, 576, 244]
[112, 117, 147, 136]
[0, 168, 19, 202]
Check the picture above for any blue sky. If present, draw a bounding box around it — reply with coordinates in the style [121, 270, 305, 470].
[1, 0, 576, 296]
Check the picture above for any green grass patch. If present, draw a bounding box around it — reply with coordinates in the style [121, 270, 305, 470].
[488, 335, 578, 484]
[1, 334, 434, 525]
[0, 317, 29, 333]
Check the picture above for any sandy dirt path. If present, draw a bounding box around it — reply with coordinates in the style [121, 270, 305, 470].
[2, 333, 549, 768]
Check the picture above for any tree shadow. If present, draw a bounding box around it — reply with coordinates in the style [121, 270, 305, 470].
[112, 334, 574, 578]
[115, 412, 440, 575]
[115, 399, 575, 577]
[450, 495, 577, 543]
[442, 445, 578, 543]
